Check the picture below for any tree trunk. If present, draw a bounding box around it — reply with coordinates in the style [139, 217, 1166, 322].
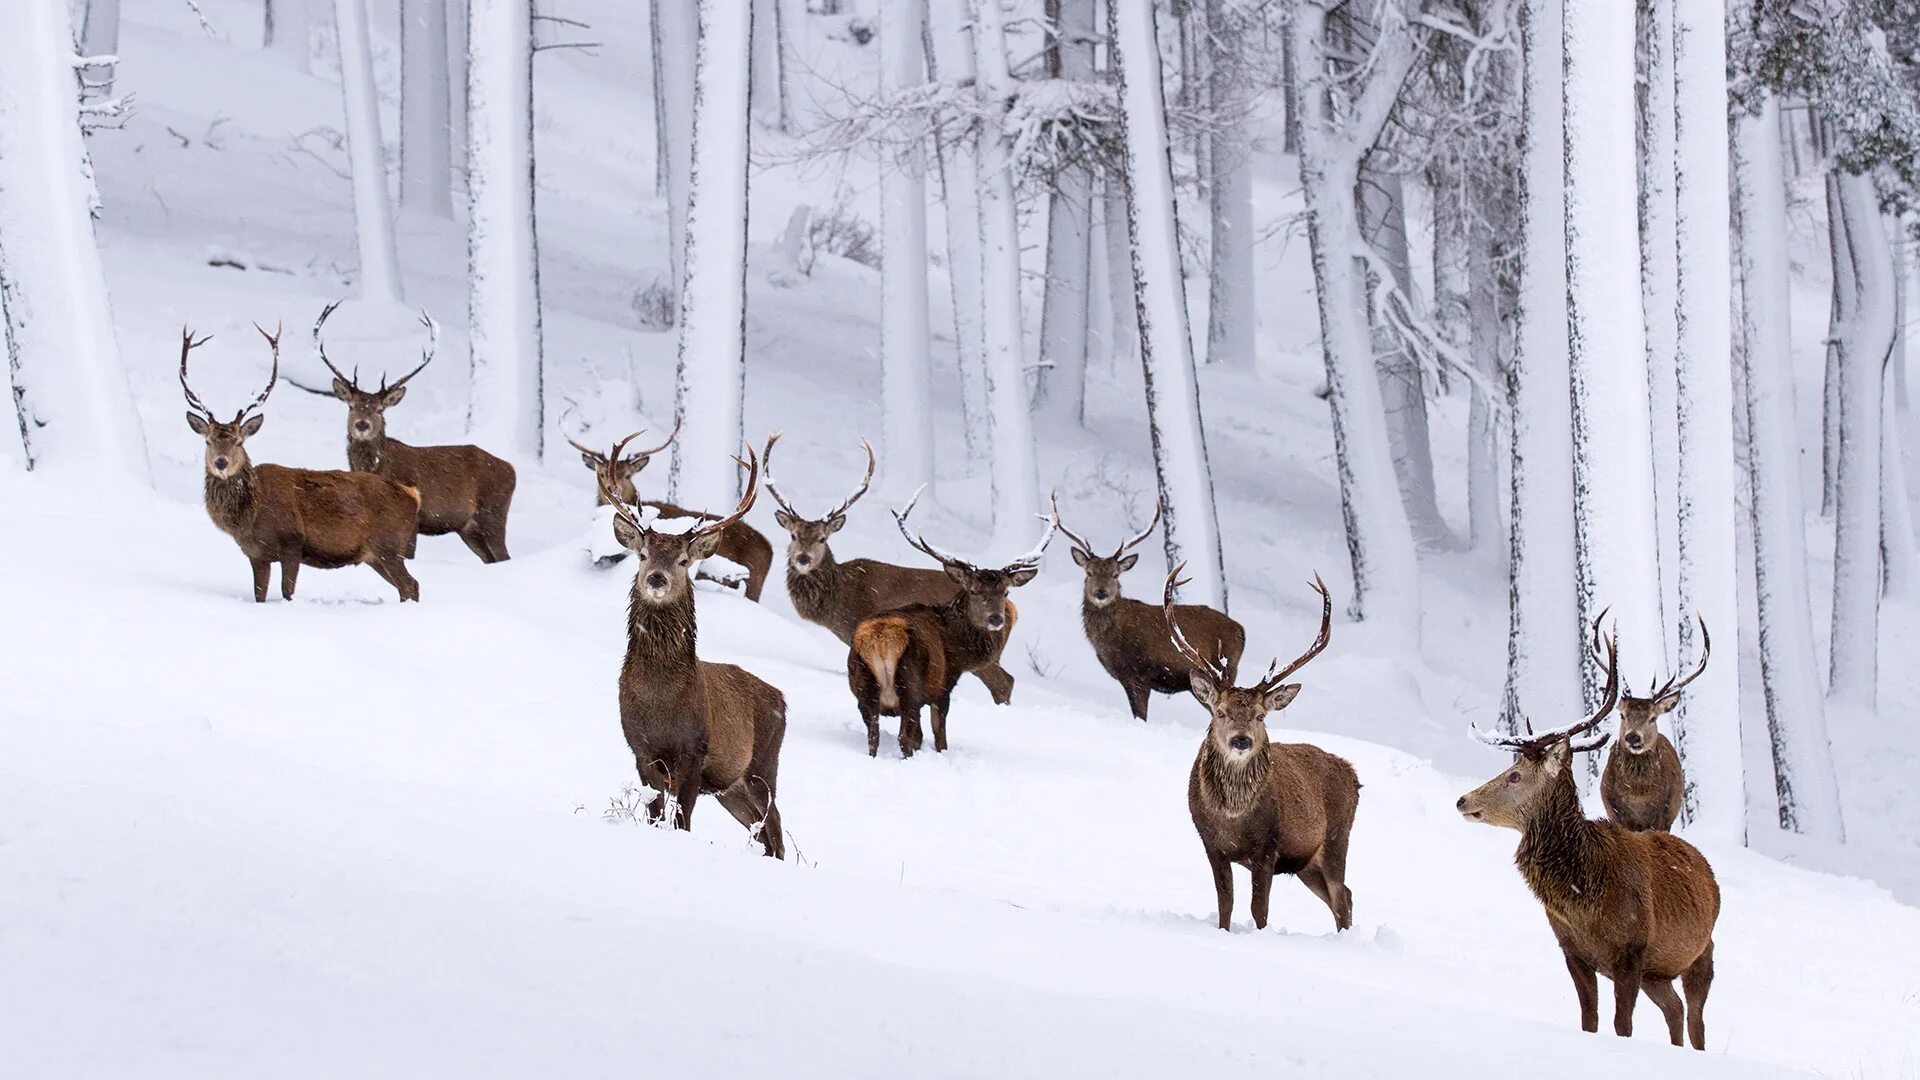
[1113, 0, 1227, 608]
[879, 0, 933, 494]
[1465, 202, 1503, 558]
[79, 0, 120, 99]
[1204, 0, 1254, 370]
[1881, 364, 1916, 597]
[750, 0, 791, 131]
[1104, 177, 1138, 374]
[448, 0, 470, 188]
[1823, 169, 1848, 518]
[1035, 0, 1096, 426]
[925, 0, 989, 464]
[334, 0, 405, 302]
[0, 0, 147, 480]
[464, 0, 543, 459]
[670, 0, 754, 506]
[266, 0, 315, 73]
[401, 0, 455, 219]
[1639, 0, 1680, 658]
[658, 0, 699, 301]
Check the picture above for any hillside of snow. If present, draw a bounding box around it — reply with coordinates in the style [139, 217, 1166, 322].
[4, 1, 1918, 1076]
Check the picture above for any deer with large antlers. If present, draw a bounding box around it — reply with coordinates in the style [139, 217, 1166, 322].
[181, 325, 422, 602]
[564, 411, 773, 599]
[1458, 628, 1721, 1049]
[1059, 499, 1244, 721]
[601, 441, 786, 857]
[846, 490, 1055, 757]
[1169, 567, 1359, 932]
[1599, 614, 1708, 832]
[309, 301, 516, 563]
[766, 435, 1017, 703]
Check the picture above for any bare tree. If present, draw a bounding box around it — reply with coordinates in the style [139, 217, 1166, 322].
[402, 0, 456, 218]
[879, 0, 934, 494]
[1034, 0, 1098, 427]
[658, 0, 698, 301]
[334, 0, 405, 301]
[1205, 0, 1255, 371]
[925, 0, 990, 464]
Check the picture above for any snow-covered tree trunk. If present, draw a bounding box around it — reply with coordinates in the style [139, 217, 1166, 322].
[1638, 0, 1680, 654]
[1503, 0, 1581, 734]
[0, 0, 147, 480]
[448, 0, 470, 183]
[1432, 175, 1471, 366]
[401, 0, 454, 218]
[1667, 0, 1742, 841]
[1113, 0, 1226, 607]
[1035, 0, 1096, 426]
[750, 0, 791, 131]
[334, 0, 404, 302]
[925, 0, 989, 464]
[971, 0, 1043, 551]
[658, 0, 698, 300]
[464, 0, 543, 459]
[1880, 366, 1916, 598]
[1086, 189, 1115, 377]
[650, 0, 668, 198]
[669, 0, 754, 507]
[1285, 1, 1420, 634]
[1103, 178, 1138, 372]
[1823, 172, 1847, 518]
[1204, 0, 1253, 370]
[879, 0, 933, 494]
[78, 0, 120, 99]
[1828, 168, 1893, 709]
[266, 0, 315, 73]
[1465, 204, 1503, 557]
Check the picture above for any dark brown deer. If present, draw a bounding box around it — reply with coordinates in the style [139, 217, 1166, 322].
[181, 325, 421, 603]
[601, 443, 786, 858]
[312, 301, 516, 563]
[1167, 566, 1358, 933]
[1598, 614, 1707, 832]
[846, 490, 1055, 757]
[1458, 628, 1720, 1049]
[764, 434, 1016, 703]
[1058, 499, 1245, 721]
[563, 411, 773, 600]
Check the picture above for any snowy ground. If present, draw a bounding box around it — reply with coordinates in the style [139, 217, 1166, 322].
[5, 1, 1919, 1076]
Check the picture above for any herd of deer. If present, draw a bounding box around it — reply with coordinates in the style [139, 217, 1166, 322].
[175, 305, 1722, 1052]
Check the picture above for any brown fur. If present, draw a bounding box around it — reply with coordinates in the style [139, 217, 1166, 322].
[1083, 593, 1244, 721]
[847, 580, 1013, 757]
[347, 436, 515, 563]
[1600, 730, 1685, 832]
[644, 501, 774, 602]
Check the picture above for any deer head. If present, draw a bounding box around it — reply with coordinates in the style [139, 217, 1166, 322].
[1458, 625, 1623, 830]
[564, 406, 682, 505]
[1595, 612, 1709, 756]
[1057, 496, 1161, 609]
[764, 433, 875, 574]
[1167, 566, 1330, 763]
[181, 322, 281, 479]
[312, 300, 437, 444]
[601, 439, 760, 605]
[891, 487, 1057, 634]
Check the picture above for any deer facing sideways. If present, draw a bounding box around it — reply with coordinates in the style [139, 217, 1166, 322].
[601, 442, 786, 857]
[181, 325, 421, 602]
[1169, 567, 1359, 933]
[766, 435, 1016, 703]
[1599, 614, 1708, 833]
[847, 490, 1055, 757]
[310, 301, 516, 563]
[1058, 499, 1244, 721]
[1458, 628, 1720, 1049]
[565, 412, 773, 600]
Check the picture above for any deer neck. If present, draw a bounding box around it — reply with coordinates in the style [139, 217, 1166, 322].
[1081, 594, 1120, 638]
[623, 584, 698, 686]
[347, 434, 386, 473]
[938, 593, 996, 666]
[1198, 740, 1269, 816]
[1516, 773, 1604, 912]
[784, 546, 841, 620]
[203, 467, 258, 533]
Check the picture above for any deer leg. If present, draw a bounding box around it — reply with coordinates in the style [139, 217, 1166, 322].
[715, 781, 784, 860]
[1124, 681, 1151, 722]
[1249, 859, 1275, 931]
[930, 692, 953, 753]
[456, 525, 495, 564]
[667, 753, 704, 830]
[1641, 978, 1685, 1047]
[897, 701, 923, 758]
[859, 701, 881, 757]
[250, 559, 271, 603]
[1297, 863, 1340, 928]
[379, 556, 420, 602]
[1562, 950, 1600, 1033]
[637, 756, 672, 824]
[972, 663, 1015, 705]
[1207, 849, 1234, 931]
[278, 559, 300, 600]
[1610, 962, 1642, 1038]
[1681, 942, 1713, 1051]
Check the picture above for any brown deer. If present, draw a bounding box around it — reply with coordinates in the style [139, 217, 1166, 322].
[311, 301, 516, 563]
[846, 490, 1055, 757]
[180, 325, 421, 603]
[1458, 628, 1720, 1050]
[601, 442, 786, 858]
[1598, 614, 1706, 833]
[1058, 498, 1245, 721]
[1167, 566, 1359, 933]
[764, 434, 1016, 703]
[563, 410, 773, 600]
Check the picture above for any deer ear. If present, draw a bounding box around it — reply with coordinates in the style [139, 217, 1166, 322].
[330, 378, 354, 401]
[185, 412, 210, 435]
[943, 562, 970, 586]
[380, 385, 408, 408]
[1116, 552, 1140, 573]
[580, 451, 600, 470]
[1650, 696, 1679, 718]
[1262, 684, 1302, 712]
[1006, 566, 1040, 587]
[825, 513, 848, 535]
[1070, 547, 1089, 568]
[773, 509, 796, 530]
[1188, 673, 1218, 708]
[611, 513, 642, 551]
[1542, 738, 1571, 776]
[688, 530, 724, 561]
[622, 456, 648, 478]
[239, 414, 266, 438]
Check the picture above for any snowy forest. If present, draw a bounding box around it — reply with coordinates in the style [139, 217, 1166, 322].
[4, 0, 1920, 1075]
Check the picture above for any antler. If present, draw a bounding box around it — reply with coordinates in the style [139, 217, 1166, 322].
[765, 434, 876, 521]
[1115, 500, 1163, 558]
[1051, 494, 1098, 556]
[244, 321, 282, 419]
[622, 412, 682, 462]
[1475, 626, 1622, 754]
[1251, 574, 1333, 695]
[1164, 563, 1232, 686]
[1650, 615, 1711, 703]
[684, 443, 760, 543]
[558, 404, 602, 458]
[595, 469, 646, 535]
[178, 326, 216, 419]
[312, 299, 357, 389]
[1051, 496, 1160, 561]
[379, 309, 438, 393]
[1005, 499, 1059, 572]
[892, 486, 977, 569]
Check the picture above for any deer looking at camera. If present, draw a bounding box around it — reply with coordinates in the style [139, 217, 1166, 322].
[1169, 567, 1359, 933]
[563, 411, 773, 599]
[1058, 499, 1245, 721]
[765, 434, 1016, 703]
[311, 301, 516, 563]
[181, 325, 421, 602]
[601, 442, 786, 858]
[847, 490, 1055, 757]
[1598, 613, 1707, 832]
[1458, 627, 1720, 1050]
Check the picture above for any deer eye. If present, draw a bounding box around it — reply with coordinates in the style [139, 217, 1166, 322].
[1507, 771, 1521, 784]
[678, 558, 689, 567]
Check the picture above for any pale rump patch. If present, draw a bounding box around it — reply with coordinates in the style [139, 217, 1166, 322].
[854, 617, 910, 711]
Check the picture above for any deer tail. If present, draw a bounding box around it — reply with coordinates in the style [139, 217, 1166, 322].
[853, 616, 910, 711]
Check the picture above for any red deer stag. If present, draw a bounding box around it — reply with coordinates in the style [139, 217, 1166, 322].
[846, 490, 1055, 757]
[312, 301, 516, 563]
[1598, 613, 1707, 832]
[1167, 566, 1358, 932]
[1458, 628, 1720, 1049]
[1058, 498, 1244, 721]
[180, 325, 421, 602]
[563, 410, 773, 599]
[601, 443, 786, 858]
[764, 434, 1016, 703]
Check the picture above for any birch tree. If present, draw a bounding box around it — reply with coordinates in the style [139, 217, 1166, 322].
[465, 0, 544, 458]
[449, 0, 470, 165]
[1359, 166, 1448, 547]
[1204, 0, 1254, 371]
[1113, 0, 1227, 607]
[1035, 0, 1097, 426]
[1639, 0, 1680, 645]
[925, 0, 990, 463]
[0, 0, 147, 480]
[670, 1, 754, 506]
[658, 0, 698, 301]
[402, 0, 455, 218]
[334, 0, 405, 302]
[750, 0, 791, 131]
[266, 0, 315, 74]
[879, 0, 934, 493]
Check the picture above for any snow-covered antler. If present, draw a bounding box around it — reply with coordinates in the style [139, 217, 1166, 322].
[1251, 574, 1334, 696]
[1163, 563, 1232, 687]
[1475, 625, 1621, 755]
